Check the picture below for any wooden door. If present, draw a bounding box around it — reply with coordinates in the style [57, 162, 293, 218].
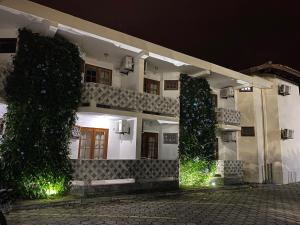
[78, 127, 109, 159]
[144, 78, 160, 95]
[141, 132, 158, 159]
[93, 129, 108, 159]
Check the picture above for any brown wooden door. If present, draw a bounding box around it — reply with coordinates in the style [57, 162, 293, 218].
[78, 127, 109, 159]
[144, 78, 160, 95]
[142, 132, 158, 159]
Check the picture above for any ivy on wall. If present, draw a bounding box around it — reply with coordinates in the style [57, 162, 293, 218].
[0, 29, 82, 198]
[179, 74, 217, 161]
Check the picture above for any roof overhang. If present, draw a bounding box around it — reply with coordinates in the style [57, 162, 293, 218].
[242, 63, 300, 86]
[0, 0, 272, 89]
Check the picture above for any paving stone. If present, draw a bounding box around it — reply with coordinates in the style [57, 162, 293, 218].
[6, 183, 300, 225]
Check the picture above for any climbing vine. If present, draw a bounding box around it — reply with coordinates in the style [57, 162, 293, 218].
[179, 74, 217, 186]
[0, 28, 82, 198]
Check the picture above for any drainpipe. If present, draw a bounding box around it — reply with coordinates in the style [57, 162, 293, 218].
[261, 89, 268, 183]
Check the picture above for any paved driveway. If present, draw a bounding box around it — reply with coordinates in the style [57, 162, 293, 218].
[8, 183, 300, 225]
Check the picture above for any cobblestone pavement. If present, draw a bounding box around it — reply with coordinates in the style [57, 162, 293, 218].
[7, 183, 300, 225]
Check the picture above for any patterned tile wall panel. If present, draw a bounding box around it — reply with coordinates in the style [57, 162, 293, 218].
[217, 160, 244, 178]
[216, 108, 241, 126]
[81, 83, 179, 116]
[71, 159, 179, 181]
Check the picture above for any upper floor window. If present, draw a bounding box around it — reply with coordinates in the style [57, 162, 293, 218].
[84, 64, 112, 86]
[144, 78, 160, 95]
[241, 126, 255, 136]
[0, 38, 17, 53]
[164, 80, 178, 90]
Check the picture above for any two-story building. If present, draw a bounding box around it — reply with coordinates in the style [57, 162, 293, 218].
[0, 0, 284, 193]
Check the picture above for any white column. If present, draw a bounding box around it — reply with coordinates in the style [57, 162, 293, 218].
[160, 72, 164, 96]
[134, 58, 145, 159]
[134, 58, 145, 93]
[135, 116, 143, 159]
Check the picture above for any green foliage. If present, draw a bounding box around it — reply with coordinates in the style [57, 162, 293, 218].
[180, 159, 216, 187]
[20, 173, 66, 199]
[0, 28, 82, 198]
[179, 74, 217, 161]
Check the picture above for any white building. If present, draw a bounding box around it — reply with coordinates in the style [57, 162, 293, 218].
[2, 0, 297, 192]
[238, 62, 300, 184]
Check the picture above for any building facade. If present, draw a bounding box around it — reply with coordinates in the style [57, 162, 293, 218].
[1, 0, 297, 191]
[238, 63, 300, 184]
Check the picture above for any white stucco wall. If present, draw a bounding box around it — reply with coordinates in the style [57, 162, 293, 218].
[143, 119, 179, 160]
[253, 87, 265, 183]
[236, 87, 265, 183]
[212, 88, 238, 160]
[82, 56, 122, 88]
[162, 72, 180, 99]
[277, 79, 300, 183]
[159, 124, 179, 160]
[119, 119, 137, 159]
[70, 114, 137, 160]
[144, 71, 180, 100]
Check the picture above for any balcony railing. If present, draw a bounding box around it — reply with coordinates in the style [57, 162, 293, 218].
[81, 83, 180, 117]
[216, 108, 241, 126]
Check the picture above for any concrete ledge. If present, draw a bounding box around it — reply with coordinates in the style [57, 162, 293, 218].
[224, 177, 244, 185]
[71, 180, 179, 197]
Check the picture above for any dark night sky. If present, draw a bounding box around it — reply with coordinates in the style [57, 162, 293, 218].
[31, 0, 300, 71]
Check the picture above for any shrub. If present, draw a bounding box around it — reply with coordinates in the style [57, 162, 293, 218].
[180, 159, 216, 187]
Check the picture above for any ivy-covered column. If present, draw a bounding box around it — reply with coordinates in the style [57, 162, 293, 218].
[179, 74, 217, 186]
[0, 29, 82, 199]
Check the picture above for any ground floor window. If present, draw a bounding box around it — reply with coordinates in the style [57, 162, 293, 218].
[78, 127, 109, 159]
[142, 132, 158, 159]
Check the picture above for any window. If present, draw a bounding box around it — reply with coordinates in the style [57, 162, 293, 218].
[144, 78, 160, 95]
[85, 65, 97, 83]
[241, 127, 255, 136]
[211, 94, 218, 108]
[239, 87, 253, 92]
[142, 132, 158, 159]
[164, 80, 178, 90]
[99, 69, 112, 85]
[163, 133, 178, 144]
[0, 38, 17, 53]
[85, 64, 112, 85]
[78, 127, 109, 159]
